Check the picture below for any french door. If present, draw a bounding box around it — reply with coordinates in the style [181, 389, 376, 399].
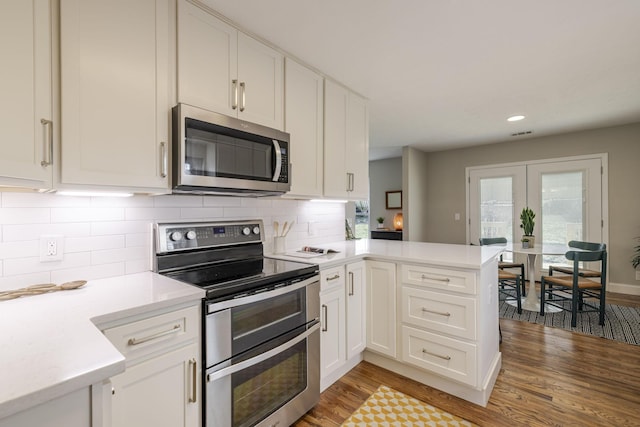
[468, 155, 606, 271]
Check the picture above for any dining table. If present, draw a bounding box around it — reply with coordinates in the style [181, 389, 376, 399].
[503, 243, 579, 312]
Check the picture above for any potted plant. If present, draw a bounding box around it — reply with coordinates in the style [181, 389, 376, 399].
[521, 237, 531, 249]
[520, 207, 536, 247]
[376, 216, 385, 229]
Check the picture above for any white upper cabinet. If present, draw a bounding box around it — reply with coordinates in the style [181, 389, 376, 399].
[284, 58, 324, 197]
[59, 0, 173, 192]
[177, 0, 284, 130]
[324, 80, 369, 200]
[0, 0, 53, 189]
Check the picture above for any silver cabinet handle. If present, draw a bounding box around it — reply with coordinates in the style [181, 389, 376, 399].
[127, 324, 181, 346]
[272, 139, 282, 182]
[239, 82, 246, 112]
[325, 274, 340, 282]
[160, 141, 168, 178]
[348, 173, 355, 192]
[188, 358, 197, 403]
[321, 304, 328, 332]
[40, 118, 53, 167]
[421, 307, 451, 317]
[348, 271, 354, 296]
[421, 274, 451, 283]
[232, 79, 238, 110]
[422, 348, 451, 360]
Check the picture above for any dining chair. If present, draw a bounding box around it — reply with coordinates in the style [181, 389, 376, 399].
[548, 240, 606, 278]
[479, 237, 526, 296]
[540, 249, 607, 327]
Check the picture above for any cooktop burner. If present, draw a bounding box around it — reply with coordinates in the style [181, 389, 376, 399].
[154, 220, 319, 301]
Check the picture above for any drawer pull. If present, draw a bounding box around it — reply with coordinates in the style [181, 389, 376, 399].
[325, 274, 340, 281]
[189, 358, 197, 403]
[421, 274, 450, 283]
[422, 349, 451, 361]
[421, 307, 451, 317]
[127, 324, 181, 346]
[348, 271, 354, 296]
[321, 304, 328, 332]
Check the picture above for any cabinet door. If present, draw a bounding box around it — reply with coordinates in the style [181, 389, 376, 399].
[177, 0, 237, 117]
[0, 0, 52, 188]
[366, 261, 397, 358]
[284, 58, 324, 197]
[60, 0, 172, 191]
[237, 32, 284, 129]
[346, 261, 366, 359]
[346, 92, 369, 200]
[323, 80, 349, 198]
[111, 343, 199, 427]
[320, 286, 345, 379]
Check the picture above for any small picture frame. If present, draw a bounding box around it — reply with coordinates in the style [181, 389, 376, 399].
[385, 191, 402, 209]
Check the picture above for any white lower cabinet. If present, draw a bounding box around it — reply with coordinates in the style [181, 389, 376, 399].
[102, 304, 201, 427]
[319, 266, 346, 389]
[365, 261, 397, 358]
[110, 343, 198, 427]
[346, 261, 366, 359]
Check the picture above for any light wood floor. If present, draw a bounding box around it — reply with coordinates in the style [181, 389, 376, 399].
[294, 292, 640, 426]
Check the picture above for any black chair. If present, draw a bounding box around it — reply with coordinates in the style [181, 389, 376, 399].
[548, 240, 606, 278]
[540, 249, 607, 327]
[478, 238, 522, 314]
[479, 237, 526, 297]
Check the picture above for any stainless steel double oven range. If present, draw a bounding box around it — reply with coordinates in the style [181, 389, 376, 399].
[154, 220, 320, 427]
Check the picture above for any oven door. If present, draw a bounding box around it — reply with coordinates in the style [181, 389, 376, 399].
[205, 321, 320, 427]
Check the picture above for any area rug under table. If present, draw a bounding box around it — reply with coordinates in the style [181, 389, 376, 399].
[341, 385, 476, 427]
[499, 300, 640, 346]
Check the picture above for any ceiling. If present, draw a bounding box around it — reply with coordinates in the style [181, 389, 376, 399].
[201, 0, 640, 160]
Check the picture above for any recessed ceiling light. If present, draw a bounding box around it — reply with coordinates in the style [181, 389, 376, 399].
[507, 115, 525, 122]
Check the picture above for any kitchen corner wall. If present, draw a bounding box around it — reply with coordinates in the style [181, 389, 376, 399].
[0, 192, 345, 292]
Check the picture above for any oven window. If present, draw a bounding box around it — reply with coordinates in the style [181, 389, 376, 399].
[232, 286, 306, 355]
[232, 339, 307, 427]
[185, 119, 275, 181]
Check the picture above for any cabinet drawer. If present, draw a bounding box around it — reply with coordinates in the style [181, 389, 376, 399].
[320, 265, 345, 292]
[401, 287, 476, 340]
[104, 306, 199, 364]
[402, 264, 476, 294]
[401, 326, 477, 387]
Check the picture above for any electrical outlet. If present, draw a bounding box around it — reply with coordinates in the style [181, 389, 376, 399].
[40, 235, 64, 262]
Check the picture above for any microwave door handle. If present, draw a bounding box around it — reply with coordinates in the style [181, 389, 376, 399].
[272, 139, 282, 182]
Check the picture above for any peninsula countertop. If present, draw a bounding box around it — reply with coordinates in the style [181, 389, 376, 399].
[273, 239, 502, 270]
[0, 272, 205, 420]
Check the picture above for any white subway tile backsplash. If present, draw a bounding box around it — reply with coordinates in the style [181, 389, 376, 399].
[1, 192, 346, 288]
[0, 208, 50, 224]
[65, 235, 125, 253]
[0, 240, 39, 259]
[3, 252, 91, 276]
[51, 207, 125, 223]
[2, 223, 92, 241]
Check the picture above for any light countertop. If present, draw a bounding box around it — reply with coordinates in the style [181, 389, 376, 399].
[0, 272, 204, 419]
[275, 239, 502, 270]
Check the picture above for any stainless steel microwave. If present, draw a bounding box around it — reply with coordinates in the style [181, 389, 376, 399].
[171, 104, 291, 196]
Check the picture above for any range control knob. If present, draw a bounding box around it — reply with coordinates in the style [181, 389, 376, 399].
[185, 230, 197, 240]
[169, 231, 183, 241]
[242, 227, 251, 236]
[252, 226, 260, 235]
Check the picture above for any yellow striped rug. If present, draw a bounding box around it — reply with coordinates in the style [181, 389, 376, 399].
[341, 385, 477, 427]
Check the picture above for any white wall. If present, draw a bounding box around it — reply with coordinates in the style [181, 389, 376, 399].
[403, 147, 429, 242]
[0, 193, 345, 292]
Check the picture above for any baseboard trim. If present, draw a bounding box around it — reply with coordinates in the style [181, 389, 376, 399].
[608, 281, 640, 296]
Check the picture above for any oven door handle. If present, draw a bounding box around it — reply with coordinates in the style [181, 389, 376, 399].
[207, 276, 318, 313]
[206, 320, 320, 383]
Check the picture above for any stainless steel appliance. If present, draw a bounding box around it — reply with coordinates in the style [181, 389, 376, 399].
[154, 220, 320, 427]
[172, 103, 291, 196]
